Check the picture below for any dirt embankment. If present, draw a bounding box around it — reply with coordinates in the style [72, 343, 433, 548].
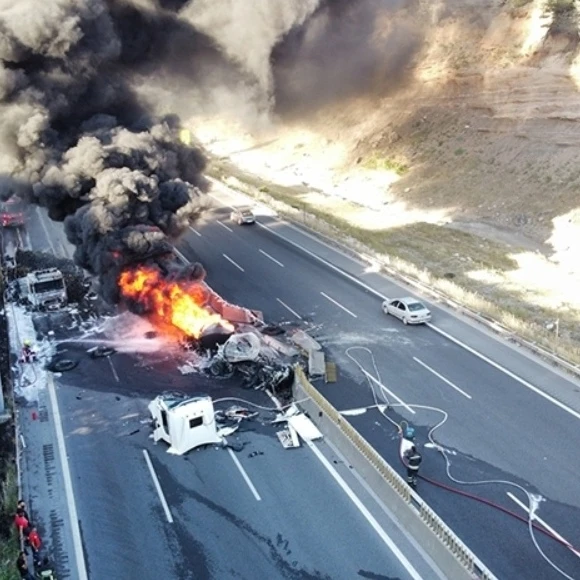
[191, 0, 580, 344]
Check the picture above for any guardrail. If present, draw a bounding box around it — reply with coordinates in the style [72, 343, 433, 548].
[289, 213, 580, 379]
[208, 173, 580, 381]
[293, 365, 497, 580]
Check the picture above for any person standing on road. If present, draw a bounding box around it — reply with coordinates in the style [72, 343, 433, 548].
[404, 444, 423, 488]
[21, 340, 36, 363]
[16, 551, 34, 580]
[14, 511, 30, 535]
[17, 500, 30, 522]
[27, 526, 42, 565]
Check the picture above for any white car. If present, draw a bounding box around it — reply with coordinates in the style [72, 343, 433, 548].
[382, 297, 431, 325]
[230, 207, 255, 225]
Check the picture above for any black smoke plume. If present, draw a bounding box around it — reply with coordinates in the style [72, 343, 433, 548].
[0, 0, 422, 309]
[0, 0, 217, 304]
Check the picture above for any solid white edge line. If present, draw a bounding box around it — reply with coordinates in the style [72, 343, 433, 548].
[254, 218, 580, 423]
[227, 448, 261, 501]
[217, 220, 233, 232]
[276, 298, 303, 320]
[320, 291, 358, 318]
[428, 324, 580, 421]
[259, 248, 285, 267]
[306, 440, 423, 580]
[358, 367, 415, 415]
[222, 253, 245, 272]
[173, 248, 190, 264]
[47, 373, 89, 580]
[107, 356, 120, 383]
[189, 226, 202, 237]
[506, 492, 580, 559]
[256, 220, 383, 299]
[413, 357, 472, 400]
[142, 449, 174, 523]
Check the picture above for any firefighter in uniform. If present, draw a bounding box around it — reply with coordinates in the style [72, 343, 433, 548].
[404, 444, 423, 488]
[21, 340, 35, 363]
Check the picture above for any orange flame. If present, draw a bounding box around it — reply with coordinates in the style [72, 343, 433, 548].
[118, 266, 234, 339]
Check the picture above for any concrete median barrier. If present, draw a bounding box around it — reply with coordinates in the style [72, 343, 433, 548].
[293, 365, 496, 580]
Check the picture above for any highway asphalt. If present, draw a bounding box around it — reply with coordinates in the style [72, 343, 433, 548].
[17, 207, 447, 579]
[167, 183, 580, 580]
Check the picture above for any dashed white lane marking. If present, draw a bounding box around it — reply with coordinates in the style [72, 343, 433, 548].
[259, 248, 284, 268]
[227, 448, 261, 501]
[143, 449, 174, 523]
[217, 221, 233, 233]
[276, 298, 302, 320]
[47, 373, 89, 580]
[428, 324, 580, 421]
[254, 215, 580, 423]
[506, 492, 580, 559]
[413, 357, 472, 400]
[222, 253, 244, 272]
[189, 226, 202, 237]
[306, 440, 423, 580]
[107, 357, 120, 383]
[37, 207, 57, 255]
[320, 291, 357, 318]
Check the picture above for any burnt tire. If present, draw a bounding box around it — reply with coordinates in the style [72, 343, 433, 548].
[47, 358, 78, 372]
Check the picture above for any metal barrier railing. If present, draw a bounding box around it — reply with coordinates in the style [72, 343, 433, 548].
[294, 365, 496, 580]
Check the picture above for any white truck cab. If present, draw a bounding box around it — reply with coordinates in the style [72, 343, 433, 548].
[26, 268, 67, 310]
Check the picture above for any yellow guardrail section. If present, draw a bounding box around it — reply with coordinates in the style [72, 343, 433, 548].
[294, 365, 495, 580]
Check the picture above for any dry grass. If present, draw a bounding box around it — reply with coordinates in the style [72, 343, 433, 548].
[0, 464, 19, 580]
[361, 155, 409, 175]
[208, 158, 580, 366]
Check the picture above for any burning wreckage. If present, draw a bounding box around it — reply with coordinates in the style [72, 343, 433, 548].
[4, 250, 306, 408]
[117, 265, 298, 399]
[5, 249, 325, 456]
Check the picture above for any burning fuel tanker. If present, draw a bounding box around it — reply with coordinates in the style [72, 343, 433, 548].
[119, 266, 261, 343]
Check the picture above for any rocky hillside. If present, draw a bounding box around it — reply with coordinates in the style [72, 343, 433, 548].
[191, 0, 580, 344]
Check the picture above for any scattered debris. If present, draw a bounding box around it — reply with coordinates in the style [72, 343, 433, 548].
[216, 405, 259, 423]
[276, 426, 300, 449]
[221, 332, 261, 363]
[308, 350, 326, 378]
[217, 425, 239, 438]
[262, 325, 285, 336]
[289, 329, 322, 353]
[87, 345, 116, 358]
[274, 404, 323, 442]
[248, 451, 264, 458]
[325, 362, 337, 383]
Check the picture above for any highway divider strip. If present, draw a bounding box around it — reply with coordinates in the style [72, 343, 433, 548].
[293, 365, 497, 580]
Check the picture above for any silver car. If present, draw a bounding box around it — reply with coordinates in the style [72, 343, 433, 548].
[382, 297, 431, 325]
[230, 207, 255, 225]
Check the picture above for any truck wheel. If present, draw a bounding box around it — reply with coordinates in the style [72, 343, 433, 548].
[46, 357, 78, 372]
